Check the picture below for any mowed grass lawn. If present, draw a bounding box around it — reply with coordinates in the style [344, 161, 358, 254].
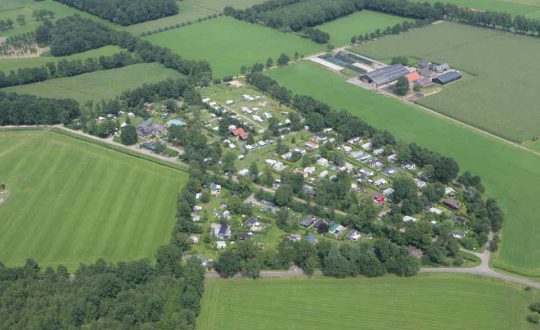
[2, 63, 182, 104]
[199, 275, 536, 330]
[0, 46, 123, 72]
[267, 61, 540, 276]
[145, 17, 324, 78]
[0, 129, 186, 269]
[316, 10, 412, 47]
[351, 22, 540, 142]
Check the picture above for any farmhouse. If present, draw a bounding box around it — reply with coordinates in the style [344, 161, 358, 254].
[137, 120, 166, 137]
[361, 64, 410, 86]
[405, 71, 420, 84]
[433, 71, 462, 85]
[231, 127, 249, 140]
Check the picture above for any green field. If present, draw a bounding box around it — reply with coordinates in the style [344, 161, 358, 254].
[316, 10, 412, 47]
[124, 0, 268, 35]
[266, 61, 540, 276]
[0, 45, 123, 72]
[2, 63, 182, 103]
[0, 0, 117, 38]
[199, 275, 536, 330]
[0, 129, 187, 269]
[145, 17, 324, 78]
[351, 22, 540, 142]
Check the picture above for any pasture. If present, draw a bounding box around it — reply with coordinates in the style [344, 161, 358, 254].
[2, 63, 182, 103]
[316, 10, 412, 47]
[0, 129, 187, 269]
[145, 17, 324, 78]
[0, 0, 117, 38]
[198, 274, 535, 330]
[0, 45, 123, 72]
[267, 61, 540, 276]
[351, 22, 540, 142]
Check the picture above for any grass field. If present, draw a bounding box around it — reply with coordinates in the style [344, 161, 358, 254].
[198, 274, 536, 330]
[266, 61, 540, 276]
[0, 45, 123, 72]
[0, 0, 117, 38]
[316, 10, 412, 47]
[351, 22, 540, 142]
[145, 17, 324, 78]
[124, 0, 268, 35]
[0, 129, 187, 269]
[2, 63, 182, 103]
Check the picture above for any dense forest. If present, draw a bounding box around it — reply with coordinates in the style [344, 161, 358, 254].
[226, 0, 540, 38]
[53, 0, 179, 26]
[0, 256, 204, 329]
[0, 92, 80, 125]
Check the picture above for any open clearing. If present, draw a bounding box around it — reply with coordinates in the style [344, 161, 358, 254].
[145, 17, 324, 78]
[0, 0, 117, 38]
[0, 129, 187, 269]
[316, 10, 412, 47]
[199, 274, 535, 330]
[267, 61, 540, 276]
[124, 0, 268, 35]
[0, 46, 123, 72]
[351, 22, 540, 142]
[2, 63, 182, 103]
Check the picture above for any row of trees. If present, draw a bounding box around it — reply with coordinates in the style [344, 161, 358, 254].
[0, 51, 137, 88]
[33, 15, 213, 83]
[0, 92, 80, 125]
[53, 0, 179, 26]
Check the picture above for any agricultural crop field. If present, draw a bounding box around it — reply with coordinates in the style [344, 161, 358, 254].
[2, 63, 182, 103]
[267, 61, 540, 276]
[351, 22, 540, 142]
[0, 45, 123, 72]
[199, 275, 536, 330]
[316, 10, 412, 47]
[0, 129, 187, 269]
[145, 17, 324, 78]
[0, 0, 116, 37]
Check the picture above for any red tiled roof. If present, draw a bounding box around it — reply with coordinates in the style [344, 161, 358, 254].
[231, 128, 249, 140]
[405, 71, 420, 83]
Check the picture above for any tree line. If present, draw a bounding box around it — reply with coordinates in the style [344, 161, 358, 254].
[34, 15, 212, 83]
[53, 0, 179, 26]
[0, 51, 137, 88]
[0, 92, 80, 126]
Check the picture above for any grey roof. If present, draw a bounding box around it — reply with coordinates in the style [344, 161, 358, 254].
[433, 71, 462, 85]
[363, 64, 410, 86]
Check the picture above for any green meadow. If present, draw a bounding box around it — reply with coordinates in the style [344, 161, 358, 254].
[145, 17, 324, 78]
[2, 63, 181, 103]
[0, 45, 123, 72]
[0, 129, 187, 269]
[199, 275, 536, 330]
[316, 10, 412, 47]
[422, 0, 540, 18]
[267, 61, 540, 276]
[351, 22, 540, 142]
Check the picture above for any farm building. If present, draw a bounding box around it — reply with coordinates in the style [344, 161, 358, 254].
[405, 71, 420, 84]
[433, 71, 462, 85]
[137, 120, 166, 137]
[231, 127, 249, 140]
[361, 64, 410, 86]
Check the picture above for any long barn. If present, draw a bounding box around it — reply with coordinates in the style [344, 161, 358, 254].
[361, 64, 410, 86]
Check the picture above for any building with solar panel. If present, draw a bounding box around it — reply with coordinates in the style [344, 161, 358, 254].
[433, 71, 462, 85]
[360, 64, 410, 87]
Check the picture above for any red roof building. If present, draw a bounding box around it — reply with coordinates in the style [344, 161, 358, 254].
[231, 128, 249, 140]
[405, 71, 420, 84]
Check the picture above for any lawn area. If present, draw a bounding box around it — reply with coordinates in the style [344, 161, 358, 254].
[198, 274, 536, 330]
[0, 45, 123, 72]
[351, 22, 540, 142]
[2, 63, 182, 103]
[316, 10, 412, 47]
[0, 129, 187, 269]
[266, 61, 540, 276]
[145, 17, 324, 78]
[0, 0, 117, 38]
